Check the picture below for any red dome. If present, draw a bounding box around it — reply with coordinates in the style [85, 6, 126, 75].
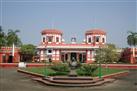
[41, 29, 63, 35]
[85, 29, 106, 35]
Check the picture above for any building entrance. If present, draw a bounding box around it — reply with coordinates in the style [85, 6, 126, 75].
[71, 53, 77, 62]
[8, 55, 13, 63]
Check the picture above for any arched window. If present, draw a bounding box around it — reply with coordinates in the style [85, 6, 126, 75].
[56, 37, 59, 42]
[96, 36, 100, 42]
[102, 38, 105, 43]
[43, 37, 45, 42]
[47, 36, 53, 42]
[88, 37, 91, 43]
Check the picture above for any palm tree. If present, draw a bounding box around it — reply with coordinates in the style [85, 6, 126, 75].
[127, 31, 137, 63]
[0, 26, 6, 48]
[6, 29, 22, 47]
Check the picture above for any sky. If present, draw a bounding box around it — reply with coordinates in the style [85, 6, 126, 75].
[0, 0, 136, 48]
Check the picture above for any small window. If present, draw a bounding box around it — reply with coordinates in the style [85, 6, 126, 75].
[71, 37, 76, 42]
[96, 36, 100, 42]
[102, 38, 105, 43]
[43, 37, 45, 42]
[48, 50, 52, 53]
[47, 36, 53, 42]
[88, 37, 91, 43]
[56, 37, 59, 42]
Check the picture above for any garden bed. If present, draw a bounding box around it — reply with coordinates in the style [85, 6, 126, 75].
[20, 67, 127, 77]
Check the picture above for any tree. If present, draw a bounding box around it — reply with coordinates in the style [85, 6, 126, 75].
[127, 31, 137, 63]
[20, 44, 36, 62]
[0, 26, 6, 48]
[6, 29, 22, 46]
[127, 31, 137, 47]
[95, 44, 120, 64]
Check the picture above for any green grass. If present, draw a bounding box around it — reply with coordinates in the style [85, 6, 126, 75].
[21, 67, 126, 77]
[95, 67, 125, 76]
[21, 67, 54, 76]
[21, 67, 69, 76]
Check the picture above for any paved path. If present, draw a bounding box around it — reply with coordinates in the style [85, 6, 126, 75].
[0, 68, 137, 91]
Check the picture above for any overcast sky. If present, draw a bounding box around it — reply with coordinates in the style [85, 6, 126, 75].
[0, 0, 136, 48]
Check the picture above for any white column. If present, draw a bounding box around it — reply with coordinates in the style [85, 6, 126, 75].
[40, 50, 44, 60]
[12, 43, 15, 57]
[52, 50, 55, 60]
[56, 50, 60, 60]
[87, 50, 90, 61]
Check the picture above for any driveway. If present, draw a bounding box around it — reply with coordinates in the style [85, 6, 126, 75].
[0, 68, 137, 91]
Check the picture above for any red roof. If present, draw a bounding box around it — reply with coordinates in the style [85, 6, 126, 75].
[41, 29, 63, 35]
[85, 29, 106, 35]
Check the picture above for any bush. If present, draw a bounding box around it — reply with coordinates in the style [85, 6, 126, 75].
[76, 64, 98, 76]
[43, 67, 69, 76]
[50, 63, 70, 75]
[50, 63, 70, 72]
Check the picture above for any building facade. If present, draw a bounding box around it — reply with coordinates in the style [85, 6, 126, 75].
[0, 47, 20, 63]
[37, 28, 106, 63]
[121, 48, 137, 64]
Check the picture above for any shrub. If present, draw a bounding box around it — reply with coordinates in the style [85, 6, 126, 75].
[43, 67, 69, 76]
[50, 63, 69, 72]
[76, 64, 98, 76]
[50, 63, 70, 75]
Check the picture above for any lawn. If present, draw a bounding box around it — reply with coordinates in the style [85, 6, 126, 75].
[96, 67, 125, 76]
[21, 67, 57, 76]
[21, 67, 126, 77]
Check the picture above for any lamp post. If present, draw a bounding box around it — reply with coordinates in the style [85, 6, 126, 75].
[98, 60, 102, 79]
[98, 48, 102, 79]
[44, 59, 48, 78]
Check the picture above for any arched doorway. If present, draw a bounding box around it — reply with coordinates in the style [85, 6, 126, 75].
[71, 53, 77, 62]
[8, 55, 13, 63]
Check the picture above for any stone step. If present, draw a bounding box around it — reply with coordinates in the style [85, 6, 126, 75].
[43, 78, 103, 84]
[52, 76, 93, 80]
[33, 77, 115, 87]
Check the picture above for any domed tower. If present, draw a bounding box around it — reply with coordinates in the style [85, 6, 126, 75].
[38, 29, 63, 62]
[85, 28, 106, 46]
[41, 29, 63, 44]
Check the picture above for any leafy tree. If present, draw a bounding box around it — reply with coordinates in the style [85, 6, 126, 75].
[127, 31, 137, 63]
[106, 43, 116, 49]
[6, 29, 22, 46]
[95, 44, 120, 64]
[20, 44, 36, 62]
